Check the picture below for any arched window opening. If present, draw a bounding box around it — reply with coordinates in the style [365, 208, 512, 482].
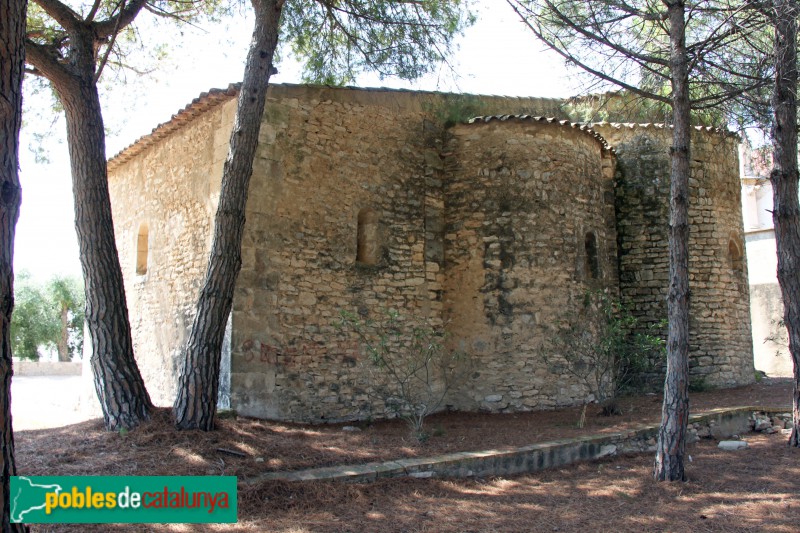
[728, 237, 744, 272]
[357, 209, 380, 266]
[584, 231, 599, 280]
[136, 223, 149, 276]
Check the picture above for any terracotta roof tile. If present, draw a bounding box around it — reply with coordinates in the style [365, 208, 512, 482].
[465, 115, 614, 153]
[108, 83, 241, 170]
[590, 121, 738, 139]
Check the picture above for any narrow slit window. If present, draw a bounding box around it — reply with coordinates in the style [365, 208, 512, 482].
[357, 209, 380, 266]
[728, 237, 745, 293]
[584, 231, 599, 280]
[728, 238, 743, 272]
[136, 223, 149, 275]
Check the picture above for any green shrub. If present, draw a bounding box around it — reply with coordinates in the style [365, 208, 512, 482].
[425, 94, 488, 128]
[335, 309, 469, 441]
[689, 376, 713, 393]
[544, 290, 666, 424]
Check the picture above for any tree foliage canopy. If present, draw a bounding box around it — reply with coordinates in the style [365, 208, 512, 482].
[507, 0, 771, 125]
[12, 272, 60, 360]
[283, 0, 474, 84]
[11, 272, 85, 361]
[24, 0, 228, 85]
[24, 0, 474, 89]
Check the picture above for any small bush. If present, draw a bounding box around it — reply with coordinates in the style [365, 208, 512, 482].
[689, 376, 713, 393]
[335, 309, 469, 441]
[544, 290, 666, 425]
[765, 318, 789, 359]
[425, 94, 488, 128]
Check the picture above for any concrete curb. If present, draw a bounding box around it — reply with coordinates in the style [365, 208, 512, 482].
[245, 406, 787, 485]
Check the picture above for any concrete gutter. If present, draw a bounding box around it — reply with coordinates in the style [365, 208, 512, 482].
[246, 406, 788, 484]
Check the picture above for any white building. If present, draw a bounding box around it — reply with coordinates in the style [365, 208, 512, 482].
[740, 143, 793, 376]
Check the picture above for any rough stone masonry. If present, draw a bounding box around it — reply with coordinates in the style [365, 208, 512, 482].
[105, 84, 754, 423]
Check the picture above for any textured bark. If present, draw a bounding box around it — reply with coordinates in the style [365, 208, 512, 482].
[174, 0, 283, 430]
[57, 304, 69, 362]
[769, 0, 800, 447]
[654, 0, 691, 482]
[1, 0, 30, 530]
[24, 3, 153, 431]
[61, 70, 152, 431]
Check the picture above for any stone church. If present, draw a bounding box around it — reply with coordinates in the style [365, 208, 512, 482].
[105, 83, 754, 422]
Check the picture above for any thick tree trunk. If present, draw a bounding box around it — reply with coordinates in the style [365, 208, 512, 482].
[654, 0, 691, 482]
[174, 0, 283, 430]
[23, 4, 153, 431]
[58, 76, 153, 430]
[0, 0, 29, 530]
[57, 304, 69, 362]
[37, 23, 153, 430]
[770, 0, 800, 447]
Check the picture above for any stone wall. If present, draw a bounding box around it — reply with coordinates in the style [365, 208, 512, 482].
[594, 124, 755, 387]
[230, 87, 433, 421]
[107, 97, 237, 405]
[229, 86, 566, 421]
[106, 84, 755, 421]
[15, 361, 82, 376]
[442, 118, 618, 412]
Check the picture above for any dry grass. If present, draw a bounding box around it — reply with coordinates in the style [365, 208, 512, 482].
[17, 378, 798, 532]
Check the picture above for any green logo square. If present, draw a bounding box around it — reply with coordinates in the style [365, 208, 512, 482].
[10, 476, 237, 524]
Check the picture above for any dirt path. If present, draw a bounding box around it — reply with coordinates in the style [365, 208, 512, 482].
[11, 376, 89, 431]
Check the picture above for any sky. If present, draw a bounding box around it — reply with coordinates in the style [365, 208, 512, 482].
[16, 0, 580, 282]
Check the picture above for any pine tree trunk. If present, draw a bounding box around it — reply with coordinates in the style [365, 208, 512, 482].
[23, 7, 153, 431]
[57, 304, 70, 362]
[654, 0, 691, 482]
[770, 0, 800, 448]
[60, 79, 153, 431]
[174, 0, 283, 430]
[1, 0, 30, 529]
[47, 27, 152, 431]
